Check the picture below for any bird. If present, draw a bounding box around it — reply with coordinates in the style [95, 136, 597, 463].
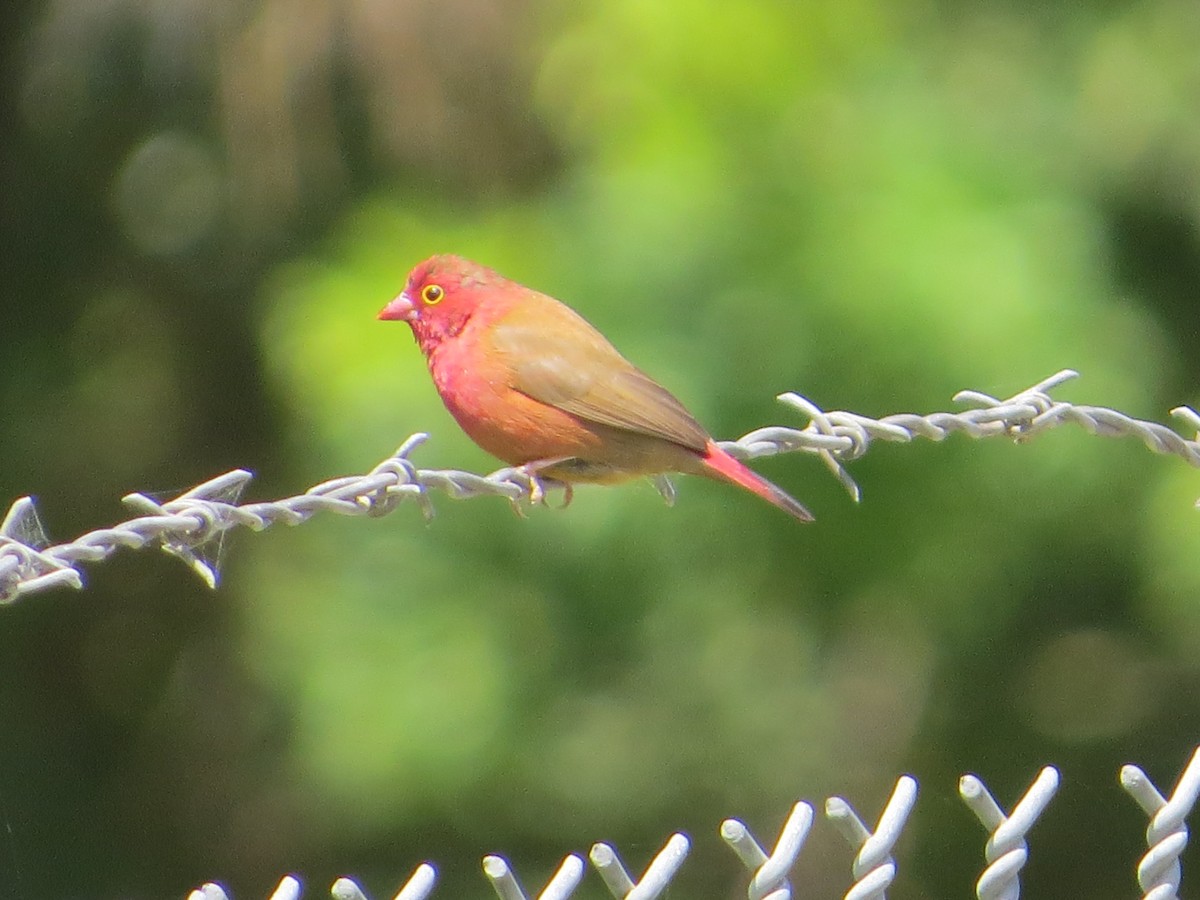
[378, 254, 812, 521]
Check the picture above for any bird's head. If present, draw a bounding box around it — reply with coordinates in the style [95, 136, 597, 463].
[378, 254, 503, 353]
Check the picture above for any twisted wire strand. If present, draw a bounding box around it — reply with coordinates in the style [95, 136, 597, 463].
[825, 776, 918, 900]
[3, 370, 1199, 603]
[960, 767, 1060, 900]
[1122, 747, 1200, 900]
[721, 801, 815, 900]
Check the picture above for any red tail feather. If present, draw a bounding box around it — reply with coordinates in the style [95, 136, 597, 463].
[700, 442, 813, 522]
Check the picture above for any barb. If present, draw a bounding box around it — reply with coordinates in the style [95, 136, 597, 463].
[960, 767, 1059, 900]
[1121, 746, 1200, 900]
[3, 370, 1200, 602]
[483, 854, 584, 900]
[188, 875, 301, 900]
[590, 834, 689, 899]
[825, 776, 918, 900]
[721, 801, 814, 900]
[330, 864, 437, 900]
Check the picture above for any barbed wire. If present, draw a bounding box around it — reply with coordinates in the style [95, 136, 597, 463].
[183, 747, 1197, 900]
[2, 369, 1199, 604]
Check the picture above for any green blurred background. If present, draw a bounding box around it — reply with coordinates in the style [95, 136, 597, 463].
[2, 1, 1200, 897]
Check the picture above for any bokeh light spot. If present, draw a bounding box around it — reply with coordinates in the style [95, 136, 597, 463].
[113, 131, 222, 255]
[1022, 628, 1155, 743]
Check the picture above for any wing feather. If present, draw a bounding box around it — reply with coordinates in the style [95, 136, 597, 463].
[487, 304, 709, 453]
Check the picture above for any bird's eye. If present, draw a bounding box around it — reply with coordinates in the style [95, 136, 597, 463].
[421, 284, 444, 305]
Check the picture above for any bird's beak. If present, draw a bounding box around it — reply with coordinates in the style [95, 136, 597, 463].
[377, 291, 416, 322]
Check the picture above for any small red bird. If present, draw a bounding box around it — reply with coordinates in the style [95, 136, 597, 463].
[378, 255, 812, 522]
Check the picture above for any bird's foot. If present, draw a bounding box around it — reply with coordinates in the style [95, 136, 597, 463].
[554, 482, 574, 509]
[509, 459, 574, 515]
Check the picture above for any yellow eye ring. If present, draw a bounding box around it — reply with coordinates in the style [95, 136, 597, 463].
[421, 284, 444, 305]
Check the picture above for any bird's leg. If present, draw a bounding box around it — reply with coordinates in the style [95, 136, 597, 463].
[511, 458, 574, 512]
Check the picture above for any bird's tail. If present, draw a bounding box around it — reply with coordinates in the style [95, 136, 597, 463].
[700, 442, 814, 523]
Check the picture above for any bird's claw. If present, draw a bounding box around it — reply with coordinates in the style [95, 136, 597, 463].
[509, 462, 573, 515]
[554, 483, 574, 509]
[528, 474, 547, 505]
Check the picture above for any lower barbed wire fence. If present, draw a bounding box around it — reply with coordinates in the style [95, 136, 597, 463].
[186, 747, 1200, 900]
[2, 369, 1200, 603]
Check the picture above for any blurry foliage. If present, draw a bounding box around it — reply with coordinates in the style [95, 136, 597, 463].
[2, 0, 1200, 897]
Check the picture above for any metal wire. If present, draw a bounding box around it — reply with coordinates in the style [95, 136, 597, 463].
[181, 750, 1198, 899]
[960, 767, 1059, 900]
[482, 854, 584, 900]
[721, 801, 814, 900]
[189, 875, 302, 900]
[826, 776, 918, 900]
[591, 833, 690, 899]
[1122, 746, 1200, 900]
[3, 369, 1200, 603]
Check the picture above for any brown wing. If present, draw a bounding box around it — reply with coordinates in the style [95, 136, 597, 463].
[487, 297, 710, 453]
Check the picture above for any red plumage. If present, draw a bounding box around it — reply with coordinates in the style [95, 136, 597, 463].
[379, 255, 812, 522]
